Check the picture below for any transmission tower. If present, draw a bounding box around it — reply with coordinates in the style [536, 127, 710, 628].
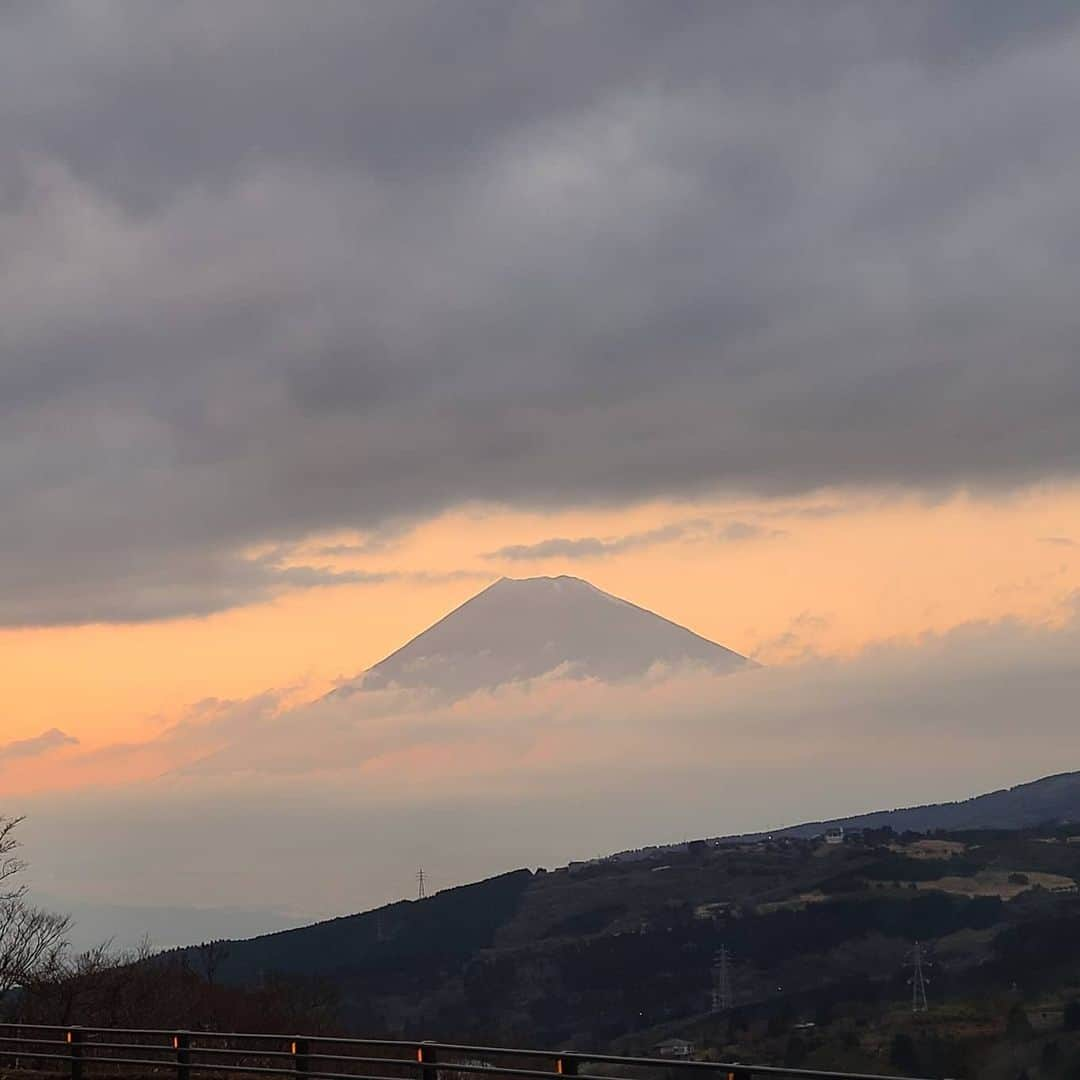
[712, 946, 733, 1011]
[416, 867, 426, 900]
[906, 942, 930, 1013]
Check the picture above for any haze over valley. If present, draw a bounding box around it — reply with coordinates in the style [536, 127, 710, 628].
[15, 573, 1080, 951]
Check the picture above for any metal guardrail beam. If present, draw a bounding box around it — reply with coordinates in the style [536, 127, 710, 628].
[0, 1025, 927, 1080]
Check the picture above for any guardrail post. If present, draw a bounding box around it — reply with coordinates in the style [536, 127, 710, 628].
[556, 1053, 578, 1077]
[418, 1041, 438, 1080]
[66, 1028, 83, 1080]
[291, 1038, 310, 1079]
[174, 1032, 191, 1080]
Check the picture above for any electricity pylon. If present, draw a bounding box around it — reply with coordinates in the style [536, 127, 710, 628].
[906, 942, 930, 1013]
[712, 946, 733, 1011]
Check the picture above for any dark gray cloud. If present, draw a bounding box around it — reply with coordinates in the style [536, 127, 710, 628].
[4, 2, 1080, 624]
[0, 548, 392, 628]
[0, 728, 79, 763]
[0, 543, 487, 628]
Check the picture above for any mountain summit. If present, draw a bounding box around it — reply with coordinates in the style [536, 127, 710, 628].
[357, 575, 749, 697]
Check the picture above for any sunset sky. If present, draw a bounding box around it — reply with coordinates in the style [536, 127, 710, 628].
[6, 486, 1080, 769]
[4, 2, 1080, 941]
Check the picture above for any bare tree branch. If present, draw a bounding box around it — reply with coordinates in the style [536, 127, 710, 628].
[0, 817, 29, 903]
[0, 816, 70, 995]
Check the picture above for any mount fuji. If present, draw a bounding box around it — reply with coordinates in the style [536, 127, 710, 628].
[352, 575, 750, 698]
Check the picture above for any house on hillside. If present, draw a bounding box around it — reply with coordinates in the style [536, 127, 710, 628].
[824, 826, 845, 845]
[655, 1039, 696, 1059]
[694, 901, 734, 921]
[568, 856, 612, 874]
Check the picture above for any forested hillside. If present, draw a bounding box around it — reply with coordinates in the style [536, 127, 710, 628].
[156, 823, 1080, 1061]
[730, 771, 1080, 841]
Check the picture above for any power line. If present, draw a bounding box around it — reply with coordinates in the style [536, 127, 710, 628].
[416, 867, 426, 900]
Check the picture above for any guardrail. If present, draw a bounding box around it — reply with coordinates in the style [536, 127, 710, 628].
[0, 1025, 925, 1080]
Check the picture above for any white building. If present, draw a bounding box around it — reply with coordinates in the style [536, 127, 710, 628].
[655, 1039, 696, 1059]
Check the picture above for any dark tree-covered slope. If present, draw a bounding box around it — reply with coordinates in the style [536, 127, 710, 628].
[733, 770, 1080, 840]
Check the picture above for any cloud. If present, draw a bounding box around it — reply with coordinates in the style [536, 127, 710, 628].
[0, 728, 79, 763]
[762, 504, 850, 521]
[485, 521, 706, 561]
[752, 611, 832, 663]
[4, 4, 1080, 623]
[0, 536, 491, 627]
[164, 608, 1080, 788]
[19, 603, 1080, 925]
[485, 519, 776, 561]
[317, 541, 395, 558]
[717, 521, 780, 542]
[0, 548, 395, 628]
[1041, 536, 1077, 548]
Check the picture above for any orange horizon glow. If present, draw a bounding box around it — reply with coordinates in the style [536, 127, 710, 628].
[3, 483, 1080, 795]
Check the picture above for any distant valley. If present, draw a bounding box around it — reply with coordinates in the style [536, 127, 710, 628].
[155, 768, 1080, 1056]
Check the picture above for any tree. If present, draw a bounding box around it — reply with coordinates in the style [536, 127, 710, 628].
[890, 1032, 919, 1074]
[783, 1034, 808, 1067]
[0, 816, 70, 996]
[197, 940, 230, 988]
[1064, 999, 1080, 1031]
[1043, 1041, 1062, 1070]
[1006, 1003, 1033, 1040]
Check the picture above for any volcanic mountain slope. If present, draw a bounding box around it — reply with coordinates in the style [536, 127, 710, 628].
[354, 575, 750, 697]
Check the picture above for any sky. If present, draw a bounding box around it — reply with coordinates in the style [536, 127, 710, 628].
[3, 1, 1080, 946]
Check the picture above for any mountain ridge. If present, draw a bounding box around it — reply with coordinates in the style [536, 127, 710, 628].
[724, 768, 1080, 842]
[162, 767, 1080, 1047]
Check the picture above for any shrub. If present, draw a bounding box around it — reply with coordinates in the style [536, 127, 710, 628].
[1065, 999, 1080, 1031]
[784, 1034, 808, 1067]
[1007, 1003, 1033, 1039]
[1043, 1041, 1062, 1070]
[890, 1033, 919, 1074]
